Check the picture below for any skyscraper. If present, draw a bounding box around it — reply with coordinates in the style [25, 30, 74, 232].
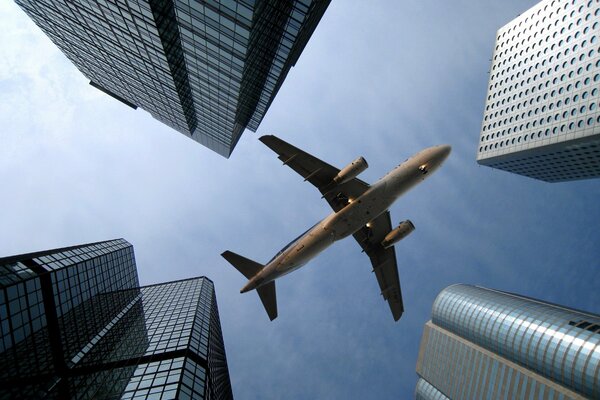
[15, 0, 331, 157]
[0, 239, 233, 399]
[416, 284, 599, 400]
[477, 0, 600, 182]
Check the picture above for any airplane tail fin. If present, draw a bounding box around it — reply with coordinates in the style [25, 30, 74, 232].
[221, 251, 278, 321]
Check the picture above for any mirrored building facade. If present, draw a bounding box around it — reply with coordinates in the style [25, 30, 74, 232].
[15, 0, 331, 157]
[477, 0, 600, 181]
[416, 284, 599, 400]
[0, 239, 233, 399]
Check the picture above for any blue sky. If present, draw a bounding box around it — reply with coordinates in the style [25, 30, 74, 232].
[1, 0, 599, 398]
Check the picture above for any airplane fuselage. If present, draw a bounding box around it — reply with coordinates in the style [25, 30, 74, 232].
[240, 145, 451, 293]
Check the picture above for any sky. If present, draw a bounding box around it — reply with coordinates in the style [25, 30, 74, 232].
[1, 0, 599, 398]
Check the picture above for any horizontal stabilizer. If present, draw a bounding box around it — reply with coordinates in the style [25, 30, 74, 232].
[221, 251, 263, 280]
[221, 251, 278, 320]
[256, 281, 278, 321]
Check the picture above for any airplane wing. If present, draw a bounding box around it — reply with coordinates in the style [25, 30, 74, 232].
[259, 135, 369, 212]
[353, 211, 404, 321]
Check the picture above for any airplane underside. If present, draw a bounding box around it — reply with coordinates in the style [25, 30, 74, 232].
[222, 135, 451, 321]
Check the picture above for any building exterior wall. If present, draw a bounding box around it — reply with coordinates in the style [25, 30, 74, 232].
[477, 0, 600, 181]
[15, 0, 331, 157]
[415, 378, 450, 400]
[0, 239, 233, 399]
[416, 284, 600, 399]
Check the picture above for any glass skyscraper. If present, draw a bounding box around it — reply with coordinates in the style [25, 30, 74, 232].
[0, 239, 233, 399]
[15, 0, 331, 157]
[477, 0, 600, 181]
[416, 284, 599, 400]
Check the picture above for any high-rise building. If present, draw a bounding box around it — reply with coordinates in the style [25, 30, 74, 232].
[0, 239, 233, 399]
[477, 0, 600, 182]
[415, 284, 599, 400]
[15, 0, 331, 157]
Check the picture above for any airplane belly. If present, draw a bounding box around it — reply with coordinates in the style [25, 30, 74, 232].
[324, 182, 393, 238]
[277, 226, 334, 273]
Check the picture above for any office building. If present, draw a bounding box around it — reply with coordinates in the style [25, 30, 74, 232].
[416, 284, 599, 400]
[477, 0, 600, 181]
[15, 0, 331, 157]
[0, 239, 233, 399]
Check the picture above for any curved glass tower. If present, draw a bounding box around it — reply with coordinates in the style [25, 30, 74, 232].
[416, 284, 599, 400]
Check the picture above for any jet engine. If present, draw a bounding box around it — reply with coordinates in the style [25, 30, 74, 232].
[381, 220, 415, 249]
[332, 157, 368, 185]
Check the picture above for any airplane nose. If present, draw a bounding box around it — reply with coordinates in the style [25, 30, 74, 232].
[438, 145, 451, 159]
[435, 145, 451, 163]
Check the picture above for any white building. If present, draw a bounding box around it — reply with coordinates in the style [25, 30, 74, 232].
[477, 0, 600, 182]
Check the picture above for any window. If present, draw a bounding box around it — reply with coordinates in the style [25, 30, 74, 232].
[568, 320, 600, 333]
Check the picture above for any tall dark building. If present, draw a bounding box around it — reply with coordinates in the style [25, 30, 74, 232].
[0, 239, 233, 399]
[15, 0, 332, 157]
[416, 284, 599, 400]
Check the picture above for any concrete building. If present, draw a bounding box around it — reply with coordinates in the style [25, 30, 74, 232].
[15, 0, 331, 157]
[416, 284, 599, 399]
[478, 0, 600, 181]
[0, 239, 233, 399]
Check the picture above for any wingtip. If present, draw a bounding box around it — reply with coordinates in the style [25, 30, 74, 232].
[258, 134, 274, 143]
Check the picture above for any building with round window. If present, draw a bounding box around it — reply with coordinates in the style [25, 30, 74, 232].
[477, 0, 600, 182]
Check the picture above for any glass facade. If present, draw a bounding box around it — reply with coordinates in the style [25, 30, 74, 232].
[416, 284, 599, 399]
[0, 239, 233, 399]
[15, 0, 331, 157]
[415, 378, 450, 400]
[477, 0, 600, 182]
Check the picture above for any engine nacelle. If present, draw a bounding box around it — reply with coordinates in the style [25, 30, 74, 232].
[381, 220, 415, 249]
[333, 157, 368, 185]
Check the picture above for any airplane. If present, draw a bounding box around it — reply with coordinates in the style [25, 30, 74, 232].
[222, 135, 451, 321]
